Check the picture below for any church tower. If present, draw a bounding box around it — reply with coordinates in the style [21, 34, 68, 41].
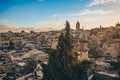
[116, 22, 120, 27]
[76, 21, 80, 32]
[77, 32, 89, 61]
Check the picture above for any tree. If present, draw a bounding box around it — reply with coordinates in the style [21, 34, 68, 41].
[45, 21, 92, 80]
[9, 40, 14, 50]
[21, 30, 25, 33]
[22, 59, 36, 74]
[57, 21, 74, 66]
[72, 60, 92, 80]
[30, 30, 35, 34]
[3, 67, 17, 80]
[110, 55, 120, 80]
[45, 21, 75, 80]
[88, 48, 99, 59]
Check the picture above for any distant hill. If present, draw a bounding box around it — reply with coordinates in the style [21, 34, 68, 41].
[0, 24, 62, 32]
[0, 24, 19, 32]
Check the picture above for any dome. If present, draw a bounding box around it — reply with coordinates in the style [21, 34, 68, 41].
[36, 63, 43, 70]
[79, 32, 88, 41]
[116, 22, 120, 27]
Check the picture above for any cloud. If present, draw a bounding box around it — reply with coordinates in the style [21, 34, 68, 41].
[0, 19, 10, 23]
[0, 19, 16, 25]
[0, 24, 19, 32]
[37, 21, 64, 29]
[0, 22, 64, 32]
[68, 9, 113, 16]
[88, 0, 120, 7]
[38, 0, 44, 2]
[51, 14, 57, 18]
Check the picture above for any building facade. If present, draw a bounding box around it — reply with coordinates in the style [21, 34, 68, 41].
[74, 21, 89, 61]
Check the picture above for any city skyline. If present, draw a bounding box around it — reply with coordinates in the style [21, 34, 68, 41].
[0, 0, 120, 30]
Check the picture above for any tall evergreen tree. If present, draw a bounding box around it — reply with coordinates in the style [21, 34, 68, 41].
[45, 21, 92, 80]
[57, 21, 74, 66]
[57, 21, 73, 52]
[46, 21, 75, 80]
[64, 21, 73, 52]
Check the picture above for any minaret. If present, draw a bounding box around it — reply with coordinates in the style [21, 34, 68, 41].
[77, 32, 89, 61]
[76, 21, 80, 32]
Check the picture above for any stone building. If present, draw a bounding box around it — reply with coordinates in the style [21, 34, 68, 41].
[74, 21, 89, 61]
[76, 21, 80, 32]
[51, 38, 58, 49]
[76, 31, 89, 61]
[34, 63, 43, 80]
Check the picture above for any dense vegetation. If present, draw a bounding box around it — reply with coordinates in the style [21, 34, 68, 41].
[43, 21, 92, 80]
[110, 54, 120, 80]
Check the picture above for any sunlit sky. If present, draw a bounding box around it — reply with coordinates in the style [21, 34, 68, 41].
[0, 0, 120, 29]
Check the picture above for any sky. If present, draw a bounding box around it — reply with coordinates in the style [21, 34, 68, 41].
[0, 0, 120, 30]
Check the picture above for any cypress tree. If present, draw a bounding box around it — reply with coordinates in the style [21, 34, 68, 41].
[45, 21, 92, 80]
[64, 21, 73, 52]
[57, 21, 75, 66]
[46, 21, 75, 80]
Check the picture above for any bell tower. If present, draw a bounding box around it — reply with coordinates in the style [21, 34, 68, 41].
[77, 32, 89, 61]
[76, 21, 80, 32]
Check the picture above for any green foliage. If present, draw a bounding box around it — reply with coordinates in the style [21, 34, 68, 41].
[89, 48, 99, 59]
[57, 21, 75, 66]
[57, 21, 73, 52]
[72, 60, 93, 80]
[110, 55, 120, 79]
[2, 67, 17, 80]
[44, 21, 92, 80]
[9, 40, 15, 50]
[22, 59, 36, 74]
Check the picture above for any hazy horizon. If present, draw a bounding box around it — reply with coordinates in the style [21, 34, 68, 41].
[0, 0, 120, 30]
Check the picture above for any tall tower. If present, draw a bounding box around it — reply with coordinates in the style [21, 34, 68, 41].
[77, 32, 89, 61]
[116, 22, 120, 27]
[76, 21, 80, 32]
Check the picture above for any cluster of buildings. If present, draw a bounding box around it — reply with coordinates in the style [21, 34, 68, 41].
[0, 21, 120, 80]
[0, 31, 57, 52]
[89, 23, 120, 58]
